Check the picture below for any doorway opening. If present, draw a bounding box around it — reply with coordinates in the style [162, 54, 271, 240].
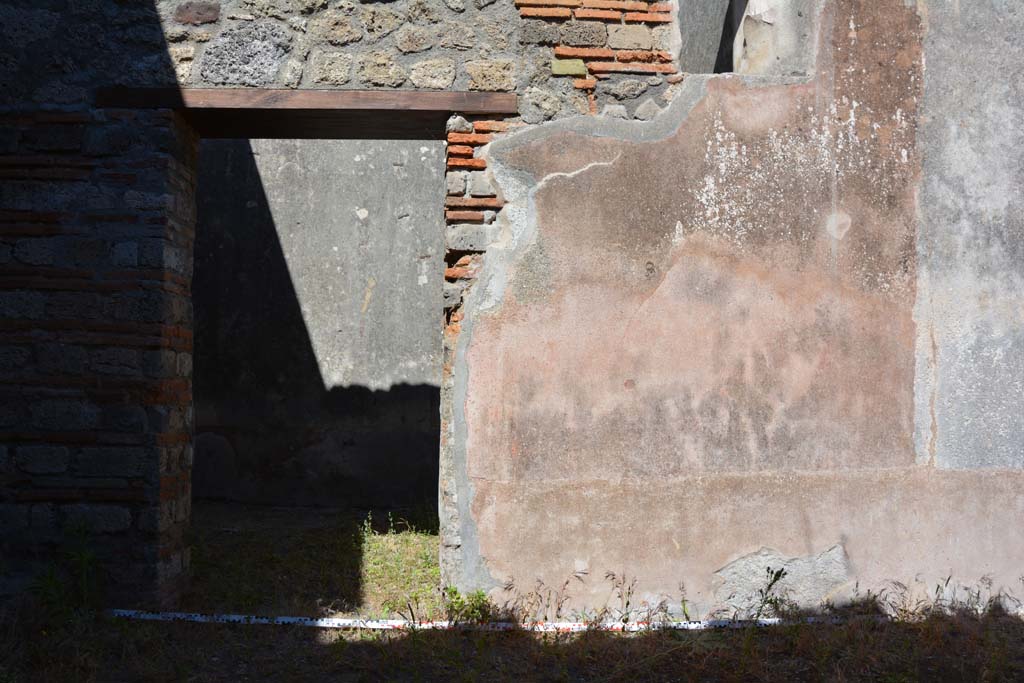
[186, 136, 445, 614]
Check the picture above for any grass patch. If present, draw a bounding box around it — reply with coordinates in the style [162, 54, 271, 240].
[182, 503, 442, 618]
[359, 513, 443, 620]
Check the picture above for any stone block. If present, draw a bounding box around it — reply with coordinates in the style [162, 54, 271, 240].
[176, 352, 193, 378]
[31, 400, 100, 431]
[559, 21, 607, 47]
[443, 281, 465, 308]
[446, 115, 473, 133]
[519, 19, 559, 45]
[467, 171, 496, 197]
[439, 23, 474, 50]
[465, 59, 516, 91]
[175, 1, 221, 24]
[111, 241, 139, 267]
[447, 223, 498, 252]
[604, 78, 648, 100]
[410, 58, 455, 88]
[46, 292, 102, 320]
[357, 52, 407, 87]
[601, 103, 629, 119]
[608, 24, 652, 49]
[102, 405, 149, 434]
[395, 25, 434, 53]
[280, 58, 304, 88]
[15, 445, 69, 474]
[361, 6, 403, 39]
[521, 87, 562, 124]
[137, 502, 175, 534]
[310, 50, 353, 85]
[407, 0, 443, 24]
[143, 349, 178, 378]
[64, 504, 132, 534]
[198, 21, 292, 86]
[13, 238, 55, 266]
[91, 347, 141, 376]
[77, 447, 152, 479]
[552, 59, 587, 76]
[446, 171, 467, 196]
[634, 97, 663, 120]
[66, 238, 106, 268]
[310, 10, 362, 46]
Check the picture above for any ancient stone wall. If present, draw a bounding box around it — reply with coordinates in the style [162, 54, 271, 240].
[160, 0, 687, 120]
[4, 0, 1020, 615]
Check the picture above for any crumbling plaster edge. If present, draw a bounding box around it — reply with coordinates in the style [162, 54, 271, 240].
[444, 0, 832, 592]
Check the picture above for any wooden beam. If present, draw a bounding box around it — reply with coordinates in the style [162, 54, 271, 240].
[95, 88, 518, 115]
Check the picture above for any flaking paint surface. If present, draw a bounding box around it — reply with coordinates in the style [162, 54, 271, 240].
[455, 0, 950, 609]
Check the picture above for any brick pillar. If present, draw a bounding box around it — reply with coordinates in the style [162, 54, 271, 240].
[0, 108, 198, 606]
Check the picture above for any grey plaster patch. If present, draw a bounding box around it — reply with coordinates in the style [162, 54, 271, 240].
[198, 21, 291, 86]
[633, 98, 663, 121]
[601, 104, 629, 119]
[914, 1, 1024, 470]
[711, 545, 852, 615]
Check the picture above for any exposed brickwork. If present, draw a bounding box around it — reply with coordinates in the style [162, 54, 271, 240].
[0, 109, 198, 605]
[514, 0, 679, 118]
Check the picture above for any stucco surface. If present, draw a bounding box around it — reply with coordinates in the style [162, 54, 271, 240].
[445, 0, 1024, 614]
[913, 1, 1024, 470]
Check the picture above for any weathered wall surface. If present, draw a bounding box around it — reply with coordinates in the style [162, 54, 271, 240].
[155, 0, 687, 121]
[445, 0, 1024, 615]
[913, 1, 1024, 470]
[192, 138, 444, 507]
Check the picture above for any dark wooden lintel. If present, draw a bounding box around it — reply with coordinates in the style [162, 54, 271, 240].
[96, 88, 517, 114]
[94, 88, 518, 139]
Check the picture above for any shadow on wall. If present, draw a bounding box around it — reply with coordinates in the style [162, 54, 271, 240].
[714, 0, 750, 73]
[191, 139, 442, 511]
